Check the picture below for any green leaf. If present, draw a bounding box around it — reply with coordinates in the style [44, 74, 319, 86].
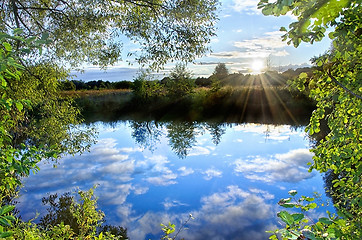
[15, 102, 23, 112]
[280, 203, 296, 208]
[0, 218, 11, 227]
[292, 213, 304, 222]
[299, 72, 308, 78]
[0, 205, 15, 215]
[277, 211, 295, 225]
[13, 28, 24, 35]
[3, 42, 12, 52]
[306, 202, 317, 209]
[302, 229, 316, 239]
[319, 217, 333, 225]
[0, 232, 13, 238]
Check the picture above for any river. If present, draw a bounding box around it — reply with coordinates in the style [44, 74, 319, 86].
[18, 119, 332, 239]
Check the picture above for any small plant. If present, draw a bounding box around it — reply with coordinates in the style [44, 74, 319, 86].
[268, 190, 347, 240]
[161, 214, 194, 240]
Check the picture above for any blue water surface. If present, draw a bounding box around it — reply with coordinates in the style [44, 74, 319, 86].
[18, 121, 332, 240]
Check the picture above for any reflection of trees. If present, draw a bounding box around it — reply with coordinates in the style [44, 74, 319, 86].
[167, 122, 197, 158]
[205, 122, 226, 145]
[39, 192, 128, 239]
[130, 121, 164, 152]
[129, 120, 227, 158]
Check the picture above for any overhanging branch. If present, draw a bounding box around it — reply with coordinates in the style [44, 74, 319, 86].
[327, 69, 362, 100]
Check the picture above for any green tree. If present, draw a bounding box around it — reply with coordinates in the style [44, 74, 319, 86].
[213, 63, 229, 80]
[258, 0, 361, 237]
[166, 63, 195, 98]
[132, 70, 165, 100]
[1, 0, 219, 69]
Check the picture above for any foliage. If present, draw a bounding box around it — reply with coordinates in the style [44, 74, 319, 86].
[0, 29, 97, 238]
[0, 29, 47, 201]
[1, 0, 220, 69]
[131, 71, 165, 101]
[259, 0, 362, 238]
[258, 0, 353, 47]
[268, 190, 350, 240]
[0, 205, 16, 238]
[212, 63, 229, 80]
[9, 187, 128, 239]
[165, 64, 195, 98]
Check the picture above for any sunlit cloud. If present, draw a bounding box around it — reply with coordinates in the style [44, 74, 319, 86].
[210, 51, 243, 59]
[232, 31, 289, 59]
[202, 168, 223, 180]
[233, 148, 315, 183]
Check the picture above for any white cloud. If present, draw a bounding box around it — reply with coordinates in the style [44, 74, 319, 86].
[233, 123, 300, 142]
[162, 198, 189, 210]
[146, 172, 177, 186]
[232, 31, 289, 59]
[202, 168, 223, 180]
[232, 0, 261, 15]
[181, 186, 275, 240]
[188, 146, 211, 156]
[101, 160, 135, 175]
[178, 166, 195, 176]
[233, 148, 315, 183]
[131, 185, 149, 195]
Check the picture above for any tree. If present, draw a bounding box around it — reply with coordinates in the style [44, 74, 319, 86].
[166, 63, 195, 98]
[213, 63, 229, 80]
[258, 0, 361, 238]
[1, 0, 219, 69]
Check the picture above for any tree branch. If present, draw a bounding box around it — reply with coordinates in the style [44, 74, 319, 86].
[11, 0, 20, 28]
[327, 69, 362, 100]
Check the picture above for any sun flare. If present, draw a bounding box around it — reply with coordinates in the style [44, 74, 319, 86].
[251, 60, 265, 73]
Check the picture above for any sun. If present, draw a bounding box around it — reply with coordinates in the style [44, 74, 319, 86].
[251, 60, 265, 73]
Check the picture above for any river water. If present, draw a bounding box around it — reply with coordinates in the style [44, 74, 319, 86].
[18, 120, 332, 239]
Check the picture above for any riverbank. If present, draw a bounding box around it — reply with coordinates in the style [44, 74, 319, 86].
[68, 86, 315, 126]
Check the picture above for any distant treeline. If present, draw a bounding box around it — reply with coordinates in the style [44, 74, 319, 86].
[60, 67, 314, 91]
[60, 79, 134, 91]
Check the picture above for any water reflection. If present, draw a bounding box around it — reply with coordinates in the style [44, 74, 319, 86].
[18, 121, 331, 239]
[129, 121, 228, 158]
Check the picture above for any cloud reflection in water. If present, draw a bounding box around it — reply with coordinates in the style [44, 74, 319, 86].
[18, 122, 328, 240]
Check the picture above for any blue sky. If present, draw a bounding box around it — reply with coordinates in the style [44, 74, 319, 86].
[75, 0, 331, 81]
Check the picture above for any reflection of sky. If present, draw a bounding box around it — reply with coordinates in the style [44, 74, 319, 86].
[19, 122, 331, 239]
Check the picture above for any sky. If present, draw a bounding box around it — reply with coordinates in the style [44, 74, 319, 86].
[74, 0, 332, 82]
